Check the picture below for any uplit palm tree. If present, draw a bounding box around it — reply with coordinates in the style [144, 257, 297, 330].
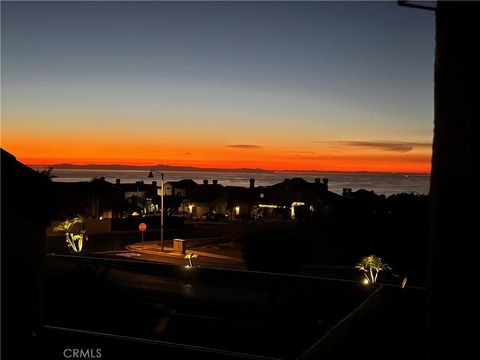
[53, 215, 88, 253]
[184, 253, 198, 267]
[356, 255, 391, 284]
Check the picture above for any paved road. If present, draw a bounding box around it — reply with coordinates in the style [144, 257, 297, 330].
[45, 250, 370, 359]
[94, 249, 246, 270]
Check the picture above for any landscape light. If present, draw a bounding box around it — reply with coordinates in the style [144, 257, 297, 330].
[363, 278, 370, 285]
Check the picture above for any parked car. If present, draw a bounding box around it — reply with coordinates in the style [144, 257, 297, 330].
[172, 211, 192, 219]
[200, 212, 228, 221]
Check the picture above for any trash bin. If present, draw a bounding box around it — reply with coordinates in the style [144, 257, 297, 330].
[173, 238, 187, 254]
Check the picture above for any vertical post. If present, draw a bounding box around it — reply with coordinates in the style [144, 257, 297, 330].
[161, 172, 164, 252]
[141, 230, 144, 249]
[428, 2, 478, 359]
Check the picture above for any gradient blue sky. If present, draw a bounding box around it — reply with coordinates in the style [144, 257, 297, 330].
[1, 1, 435, 172]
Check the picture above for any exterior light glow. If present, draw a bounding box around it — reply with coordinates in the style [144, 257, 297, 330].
[258, 204, 281, 209]
[188, 204, 194, 213]
[290, 202, 306, 219]
[235, 206, 240, 215]
[291, 202, 305, 207]
[363, 278, 370, 285]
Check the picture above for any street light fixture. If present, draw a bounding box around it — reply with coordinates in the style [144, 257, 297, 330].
[160, 172, 164, 252]
[148, 170, 165, 252]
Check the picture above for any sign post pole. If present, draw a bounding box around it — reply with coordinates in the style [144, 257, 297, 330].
[161, 173, 164, 252]
[139, 222, 147, 249]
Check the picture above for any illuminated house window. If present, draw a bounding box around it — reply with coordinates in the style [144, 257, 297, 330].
[235, 206, 240, 215]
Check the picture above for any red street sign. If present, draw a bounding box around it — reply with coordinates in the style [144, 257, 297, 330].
[139, 223, 147, 232]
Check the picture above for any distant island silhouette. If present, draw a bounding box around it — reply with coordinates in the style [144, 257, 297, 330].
[27, 163, 430, 175]
[28, 163, 275, 174]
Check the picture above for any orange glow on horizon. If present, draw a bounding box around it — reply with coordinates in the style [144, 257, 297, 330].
[12, 153, 431, 174]
[2, 136, 431, 174]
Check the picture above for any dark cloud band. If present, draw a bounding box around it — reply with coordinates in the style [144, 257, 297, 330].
[227, 144, 264, 149]
[316, 141, 431, 153]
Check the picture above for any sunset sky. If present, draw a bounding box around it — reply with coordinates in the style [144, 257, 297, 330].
[1, 1, 435, 173]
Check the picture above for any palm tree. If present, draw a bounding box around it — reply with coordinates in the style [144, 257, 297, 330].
[53, 215, 88, 252]
[184, 253, 198, 267]
[37, 167, 57, 178]
[356, 255, 391, 284]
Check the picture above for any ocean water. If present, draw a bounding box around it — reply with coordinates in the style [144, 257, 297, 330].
[40, 168, 430, 196]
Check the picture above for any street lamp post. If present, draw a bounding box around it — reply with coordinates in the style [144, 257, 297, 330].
[149, 170, 165, 251]
[160, 172, 164, 252]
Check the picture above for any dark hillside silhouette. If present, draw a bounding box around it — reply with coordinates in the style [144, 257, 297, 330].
[1, 149, 55, 359]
